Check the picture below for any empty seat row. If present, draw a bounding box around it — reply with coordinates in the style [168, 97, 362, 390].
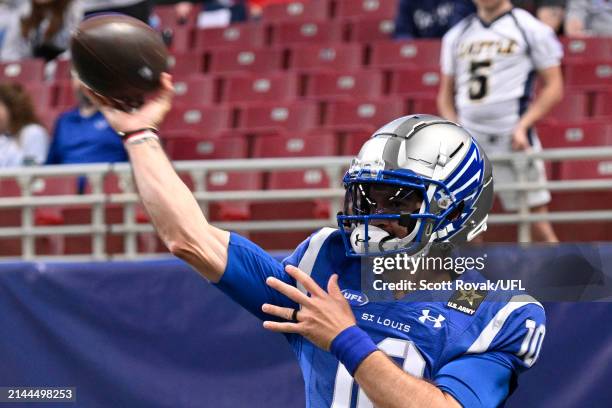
[166, 44, 442, 78]
[153, 0, 397, 29]
[159, 98, 408, 135]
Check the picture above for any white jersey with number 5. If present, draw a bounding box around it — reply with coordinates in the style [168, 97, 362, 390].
[441, 8, 563, 136]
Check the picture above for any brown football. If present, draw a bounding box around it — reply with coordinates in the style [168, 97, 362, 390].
[70, 14, 168, 110]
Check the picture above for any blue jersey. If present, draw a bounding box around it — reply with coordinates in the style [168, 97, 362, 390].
[215, 229, 546, 408]
[46, 108, 128, 165]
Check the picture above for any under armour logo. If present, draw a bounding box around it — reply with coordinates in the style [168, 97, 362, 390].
[418, 310, 445, 328]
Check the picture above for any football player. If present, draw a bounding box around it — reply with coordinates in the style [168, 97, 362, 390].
[437, 0, 564, 242]
[86, 75, 546, 408]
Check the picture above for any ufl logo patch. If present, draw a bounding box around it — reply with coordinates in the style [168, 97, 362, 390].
[341, 289, 369, 307]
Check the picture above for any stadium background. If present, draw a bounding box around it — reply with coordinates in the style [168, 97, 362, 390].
[0, 0, 611, 406]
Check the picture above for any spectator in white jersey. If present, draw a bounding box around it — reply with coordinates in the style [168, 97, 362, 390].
[565, 0, 612, 36]
[0, 83, 49, 167]
[437, 0, 563, 242]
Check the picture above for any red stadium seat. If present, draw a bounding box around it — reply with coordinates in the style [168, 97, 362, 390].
[0, 179, 22, 256]
[208, 48, 284, 74]
[271, 20, 344, 45]
[261, 0, 330, 22]
[347, 17, 395, 42]
[389, 68, 441, 97]
[53, 58, 73, 81]
[305, 71, 383, 100]
[250, 168, 331, 249]
[0, 59, 45, 83]
[237, 102, 319, 132]
[550, 190, 612, 241]
[251, 133, 336, 230]
[21, 82, 54, 110]
[537, 122, 612, 148]
[340, 130, 371, 155]
[253, 132, 337, 157]
[593, 91, 612, 118]
[221, 73, 299, 103]
[565, 61, 612, 90]
[541, 93, 588, 123]
[0, 179, 21, 231]
[558, 160, 612, 180]
[160, 106, 233, 134]
[194, 24, 266, 51]
[325, 98, 405, 131]
[207, 171, 264, 221]
[370, 40, 441, 69]
[268, 169, 330, 190]
[167, 52, 206, 78]
[561, 37, 612, 63]
[289, 43, 364, 72]
[166, 26, 193, 54]
[336, 0, 397, 19]
[38, 109, 62, 132]
[55, 80, 77, 110]
[30, 177, 80, 226]
[411, 97, 439, 115]
[165, 134, 248, 160]
[172, 76, 216, 106]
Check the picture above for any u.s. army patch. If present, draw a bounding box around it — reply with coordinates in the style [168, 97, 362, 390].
[446, 288, 487, 315]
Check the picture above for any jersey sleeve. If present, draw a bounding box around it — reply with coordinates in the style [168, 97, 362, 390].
[213, 232, 312, 320]
[435, 299, 546, 407]
[528, 22, 563, 70]
[440, 26, 459, 75]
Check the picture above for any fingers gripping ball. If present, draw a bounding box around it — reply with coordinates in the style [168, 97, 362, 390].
[70, 14, 169, 111]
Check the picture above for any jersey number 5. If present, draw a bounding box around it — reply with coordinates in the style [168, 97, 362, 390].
[331, 338, 426, 408]
[469, 60, 492, 101]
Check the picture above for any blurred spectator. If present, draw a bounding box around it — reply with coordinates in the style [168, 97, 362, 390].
[394, 0, 476, 39]
[0, 1, 19, 52]
[0, 83, 49, 166]
[162, 0, 248, 28]
[46, 76, 127, 165]
[245, 0, 290, 18]
[0, 0, 83, 62]
[82, 0, 152, 23]
[565, 0, 612, 36]
[513, 0, 565, 33]
[438, 0, 563, 242]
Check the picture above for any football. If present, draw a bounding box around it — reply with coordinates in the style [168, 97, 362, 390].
[70, 14, 169, 110]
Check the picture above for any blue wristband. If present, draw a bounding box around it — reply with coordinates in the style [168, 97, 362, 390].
[330, 326, 378, 376]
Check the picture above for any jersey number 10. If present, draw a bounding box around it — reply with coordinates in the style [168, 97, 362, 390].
[331, 338, 425, 408]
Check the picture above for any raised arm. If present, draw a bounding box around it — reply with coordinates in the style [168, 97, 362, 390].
[86, 74, 230, 282]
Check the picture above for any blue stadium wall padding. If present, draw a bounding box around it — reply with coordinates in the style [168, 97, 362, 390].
[0, 254, 611, 408]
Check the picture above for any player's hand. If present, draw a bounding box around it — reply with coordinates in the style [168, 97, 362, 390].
[81, 72, 174, 134]
[262, 265, 356, 351]
[511, 125, 531, 151]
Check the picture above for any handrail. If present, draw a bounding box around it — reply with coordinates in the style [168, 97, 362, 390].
[0, 146, 611, 259]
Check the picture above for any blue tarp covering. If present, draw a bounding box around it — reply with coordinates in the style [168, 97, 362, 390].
[0, 252, 611, 407]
